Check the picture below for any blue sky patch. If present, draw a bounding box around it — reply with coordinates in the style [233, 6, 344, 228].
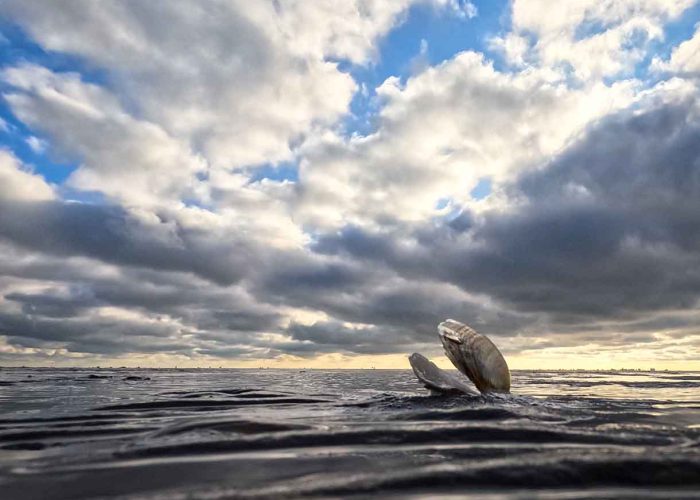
[470, 177, 492, 200]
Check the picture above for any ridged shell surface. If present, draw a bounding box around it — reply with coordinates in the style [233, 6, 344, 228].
[439, 320, 510, 393]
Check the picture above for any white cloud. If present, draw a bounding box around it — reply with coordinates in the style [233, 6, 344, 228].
[2, 63, 311, 251]
[296, 52, 637, 227]
[0, 0, 468, 172]
[25, 135, 47, 154]
[0, 149, 54, 201]
[509, 0, 695, 81]
[652, 23, 700, 76]
[443, 0, 478, 19]
[488, 33, 531, 67]
[3, 64, 207, 206]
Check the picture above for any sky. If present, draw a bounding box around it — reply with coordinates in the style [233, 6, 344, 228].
[0, 0, 699, 370]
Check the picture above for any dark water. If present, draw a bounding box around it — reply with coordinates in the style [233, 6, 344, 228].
[0, 368, 699, 499]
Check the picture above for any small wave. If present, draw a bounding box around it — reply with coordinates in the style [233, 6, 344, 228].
[116, 450, 700, 499]
[95, 396, 331, 411]
[152, 418, 312, 437]
[343, 392, 479, 410]
[0, 413, 134, 425]
[117, 422, 673, 461]
[524, 379, 700, 389]
[394, 406, 522, 422]
[0, 426, 156, 448]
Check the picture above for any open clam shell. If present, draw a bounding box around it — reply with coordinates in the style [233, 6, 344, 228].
[408, 353, 477, 395]
[438, 319, 510, 394]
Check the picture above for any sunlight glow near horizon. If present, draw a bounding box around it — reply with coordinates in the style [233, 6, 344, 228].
[3, 349, 698, 371]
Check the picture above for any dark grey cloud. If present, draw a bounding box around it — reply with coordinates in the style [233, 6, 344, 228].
[0, 310, 185, 351]
[286, 321, 410, 355]
[5, 288, 97, 318]
[311, 98, 700, 336]
[459, 99, 700, 319]
[0, 246, 289, 357]
[0, 199, 255, 285]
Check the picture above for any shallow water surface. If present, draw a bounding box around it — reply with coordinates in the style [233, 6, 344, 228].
[0, 368, 698, 499]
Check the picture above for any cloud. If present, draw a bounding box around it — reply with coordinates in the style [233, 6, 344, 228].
[508, 0, 695, 81]
[313, 81, 700, 339]
[296, 51, 636, 227]
[3, 64, 207, 206]
[0, 1, 346, 169]
[24, 135, 46, 154]
[0, 0, 467, 172]
[0, 196, 259, 286]
[0, 150, 54, 201]
[0, 1, 698, 366]
[652, 22, 700, 77]
[0, 237, 296, 359]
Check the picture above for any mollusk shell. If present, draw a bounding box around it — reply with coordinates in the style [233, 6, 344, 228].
[438, 319, 510, 394]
